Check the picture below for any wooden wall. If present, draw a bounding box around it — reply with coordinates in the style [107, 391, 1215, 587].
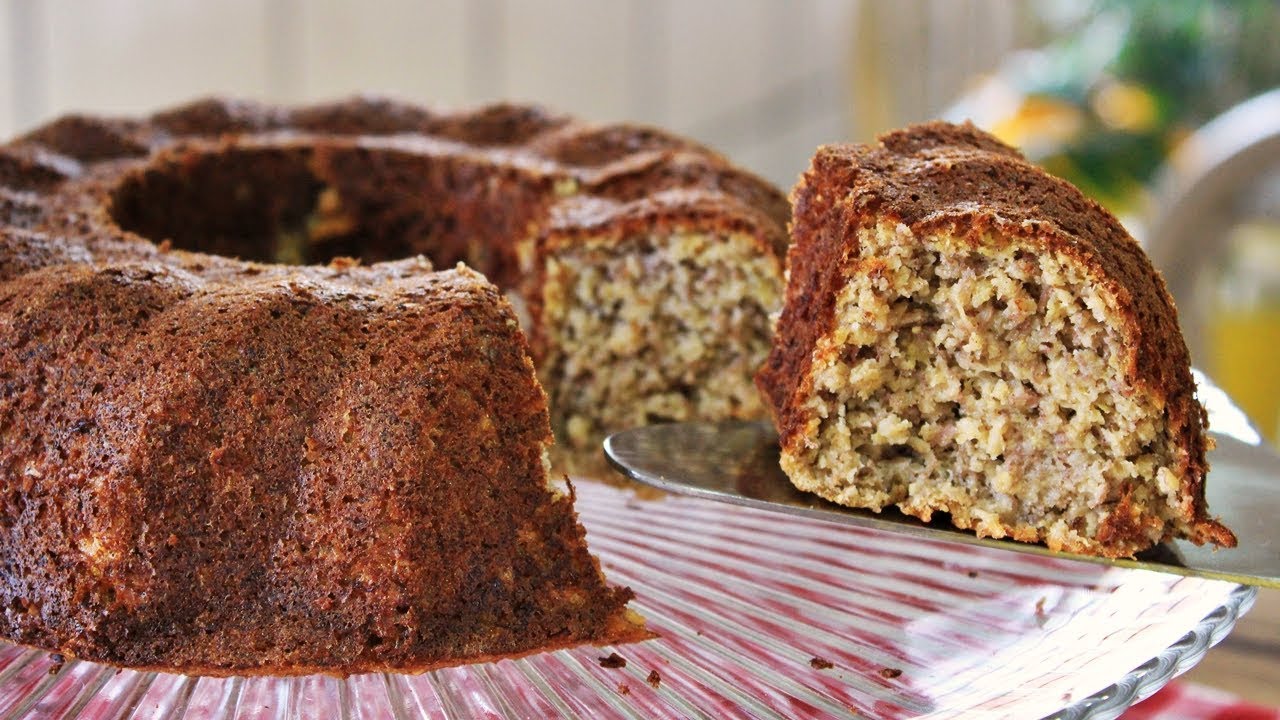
[1, 0, 1029, 189]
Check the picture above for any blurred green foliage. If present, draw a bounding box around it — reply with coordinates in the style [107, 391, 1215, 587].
[1021, 0, 1280, 211]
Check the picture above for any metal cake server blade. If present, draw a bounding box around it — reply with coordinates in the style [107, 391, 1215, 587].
[603, 417, 1280, 588]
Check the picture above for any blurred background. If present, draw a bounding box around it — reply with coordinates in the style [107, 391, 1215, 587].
[2, 0, 1279, 706]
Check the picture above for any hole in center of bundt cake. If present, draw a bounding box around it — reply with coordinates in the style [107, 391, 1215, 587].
[108, 146, 426, 266]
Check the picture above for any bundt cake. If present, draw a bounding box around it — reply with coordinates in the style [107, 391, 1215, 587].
[0, 96, 788, 673]
[756, 121, 1236, 559]
[22, 98, 787, 476]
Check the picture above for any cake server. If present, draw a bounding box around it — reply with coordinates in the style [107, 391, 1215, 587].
[603, 375, 1280, 589]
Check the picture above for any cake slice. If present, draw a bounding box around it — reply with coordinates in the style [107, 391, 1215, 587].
[756, 122, 1236, 558]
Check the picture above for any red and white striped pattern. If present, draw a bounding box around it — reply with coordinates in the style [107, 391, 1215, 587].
[1125, 682, 1280, 720]
[0, 481, 1252, 719]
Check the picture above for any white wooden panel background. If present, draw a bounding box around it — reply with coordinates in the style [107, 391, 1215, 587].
[1, 0, 1035, 188]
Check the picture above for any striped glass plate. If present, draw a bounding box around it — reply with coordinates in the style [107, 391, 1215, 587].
[0, 481, 1253, 720]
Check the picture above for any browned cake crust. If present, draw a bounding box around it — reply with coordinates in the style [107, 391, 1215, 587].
[758, 121, 1235, 556]
[1, 260, 646, 675]
[0, 97, 781, 674]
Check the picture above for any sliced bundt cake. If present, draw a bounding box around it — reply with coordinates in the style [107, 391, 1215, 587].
[0, 97, 773, 673]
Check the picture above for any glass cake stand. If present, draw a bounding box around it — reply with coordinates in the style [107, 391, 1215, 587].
[0, 477, 1254, 719]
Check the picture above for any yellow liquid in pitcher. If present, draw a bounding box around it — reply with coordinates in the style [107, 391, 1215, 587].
[1210, 305, 1280, 445]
